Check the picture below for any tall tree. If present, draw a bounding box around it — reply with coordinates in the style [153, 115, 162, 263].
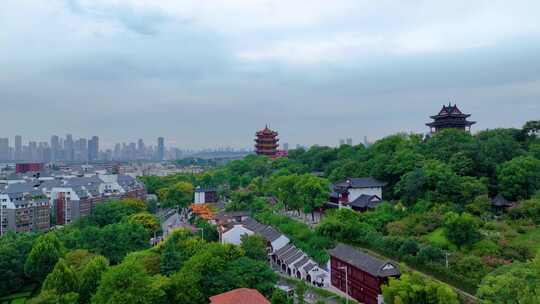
[241, 234, 268, 261]
[497, 155, 540, 200]
[91, 260, 168, 304]
[443, 212, 480, 247]
[158, 181, 194, 210]
[296, 174, 330, 221]
[79, 255, 109, 304]
[25, 233, 64, 283]
[41, 259, 79, 295]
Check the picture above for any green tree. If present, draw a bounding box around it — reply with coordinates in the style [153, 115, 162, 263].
[212, 257, 277, 297]
[42, 259, 79, 294]
[25, 233, 64, 283]
[158, 181, 194, 209]
[296, 174, 330, 221]
[89, 200, 143, 227]
[127, 212, 159, 233]
[396, 160, 462, 206]
[80, 222, 149, 264]
[27, 291, 79, 304]
[497, 155, 540, 200]
[382, 272, 459, 304]
[443, 212, 480, 247]
[79, 255, 109, 304]
[241, 234, 268, 261]
[271, 289, 292, 304]
[91, 260, 168, 304]
[0, 232, 36, 296]
[477, 254, 540, 304]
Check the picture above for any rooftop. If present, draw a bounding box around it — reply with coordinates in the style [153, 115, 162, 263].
[209, 288, 270, 304]
[329, 243, 400, 278]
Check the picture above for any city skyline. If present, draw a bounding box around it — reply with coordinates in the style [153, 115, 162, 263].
[1, 1, 539, 147]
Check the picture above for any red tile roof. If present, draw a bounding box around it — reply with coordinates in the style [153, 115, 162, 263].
[209, 288, 270, 304]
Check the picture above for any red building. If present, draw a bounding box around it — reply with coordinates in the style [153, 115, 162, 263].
[329, 243, 400, 304]
[16, 163, 44, 174]
[255, 126, 279, 157]
[426, 103, 476, 133]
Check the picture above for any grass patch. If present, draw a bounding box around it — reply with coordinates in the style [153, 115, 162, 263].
[424, 228, 457, 250]
[511, 227, 540, 255]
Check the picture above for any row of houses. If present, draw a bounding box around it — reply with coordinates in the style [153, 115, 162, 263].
[212, 211, 402, 304]
[0, 173, 146, 235]
[214, 212, 330, 287]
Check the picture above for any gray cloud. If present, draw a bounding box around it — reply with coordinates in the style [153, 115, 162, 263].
[0, 0, 539, 149]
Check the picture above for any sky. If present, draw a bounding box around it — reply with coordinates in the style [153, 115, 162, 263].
[1, 0, 539, 149]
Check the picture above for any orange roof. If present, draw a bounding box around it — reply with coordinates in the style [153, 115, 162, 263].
[209, 288, 270, 304]
[189, 203, 214, 220]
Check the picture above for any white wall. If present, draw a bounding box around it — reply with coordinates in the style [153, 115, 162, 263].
[271, 235, 290, 252]
[222, 225, 254, 245]
[348, 187, 382, 202]
[194, 192, 205, 204]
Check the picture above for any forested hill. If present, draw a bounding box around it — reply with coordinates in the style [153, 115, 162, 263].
[142, 121, 540, 303]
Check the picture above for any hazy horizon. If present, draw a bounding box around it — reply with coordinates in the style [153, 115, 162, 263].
[2, 1, 539, 148]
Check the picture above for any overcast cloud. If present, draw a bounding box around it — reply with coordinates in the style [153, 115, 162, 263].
[1, 0, 539, 148]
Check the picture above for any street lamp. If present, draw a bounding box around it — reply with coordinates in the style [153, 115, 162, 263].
[338, 266, 349, 304]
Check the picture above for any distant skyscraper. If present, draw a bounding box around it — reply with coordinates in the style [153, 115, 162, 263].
[157, 137, 165, 161]
[88, 136, 99, 161]
[14, 135, 22, 160]
[0, 138, 9, 161]
[51, 135, 60, 161]
[346, 138, 353, 146]
[283, 142, 289, 151]
[339, 139, 345, 146]
[137, 139, 145, 155]
[65, 134, 74, 161]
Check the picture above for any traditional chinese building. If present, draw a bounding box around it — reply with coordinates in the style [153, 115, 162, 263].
[255, 126, 279, 156]
[329, 243, 400, 304]
[426, 103, 476, 133]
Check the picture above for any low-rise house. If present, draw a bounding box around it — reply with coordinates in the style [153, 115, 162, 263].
[329, 243, 400, 304]
[491, 194, 514, 213]
[194, 186, 218, 204]
[209, 288, 269, 304]
[327, 177, 386, 212]
[218, 216, 329, 287]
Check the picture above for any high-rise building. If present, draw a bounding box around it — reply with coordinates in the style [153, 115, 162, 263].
[339, 139, 345, 146]
[346, 138, 353, 146]
[157, 137, 165, 161]
[14, 135, 22, 161]
[137, 139, 145, 157]
[0, 138, 9, 161]
[283, 142, 289, 151]
[88, 136, 99, 161]
[75, 138, 88, 162]
[50, 135, 60, 161]
[65, 134, 74, 161]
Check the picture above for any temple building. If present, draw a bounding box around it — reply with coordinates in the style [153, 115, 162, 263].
[426, 103, 476, 133]
[255, 126, 279, 157]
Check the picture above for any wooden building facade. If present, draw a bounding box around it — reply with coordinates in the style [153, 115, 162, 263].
[329, 244, 400, 304]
